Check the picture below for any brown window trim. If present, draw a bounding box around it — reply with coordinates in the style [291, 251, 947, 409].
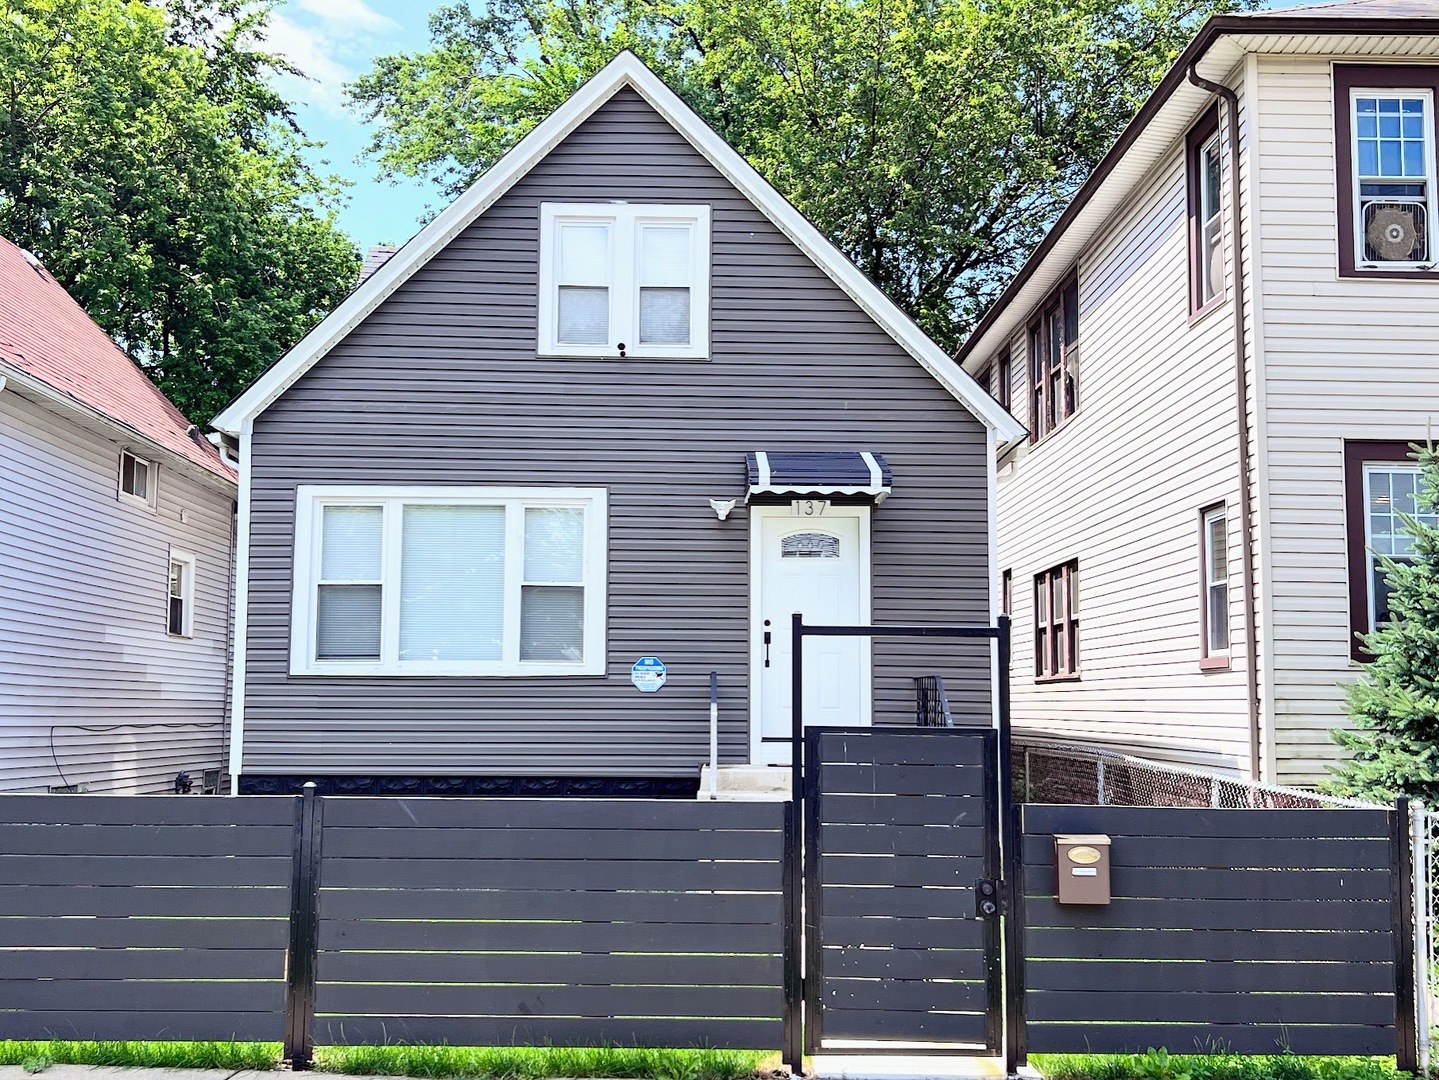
[997, 351, 1012, 411]
[1334, 64, 1439, 280]
[1344, 439, 1422, 661]
[1198, 501, 1230, 671]
[976, 361, 994, 399]
[1186, 105, 1226, 320]
[1034, 560, 1080, 681]
[1027, 275, 1080, 443]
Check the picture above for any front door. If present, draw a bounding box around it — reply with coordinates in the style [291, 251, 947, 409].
[753, 507, 870, 763]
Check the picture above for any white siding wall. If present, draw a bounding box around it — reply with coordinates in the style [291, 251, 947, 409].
[0, 388, 235, 792]
[1254, 55, 1439, 786]
[996, 78, 1260, 775]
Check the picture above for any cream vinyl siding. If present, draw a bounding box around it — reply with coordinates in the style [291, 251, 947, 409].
[995, 79, 1257, 775]
[0, 388, 234, 793]
[1254, 55, 1439, 786]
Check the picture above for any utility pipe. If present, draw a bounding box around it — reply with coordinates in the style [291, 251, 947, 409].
[1187, 64, 1262, 782]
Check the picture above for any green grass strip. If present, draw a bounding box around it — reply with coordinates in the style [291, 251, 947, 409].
[0, 1041, 283, 1072]
[1031, 1051, 1408, 1080]
[0, 1042, 770, 1080]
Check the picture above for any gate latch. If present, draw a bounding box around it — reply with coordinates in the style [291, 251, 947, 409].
[975, 879, 1001, 918]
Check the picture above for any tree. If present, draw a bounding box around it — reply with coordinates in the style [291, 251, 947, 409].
[0, 0, 360, 422]
[1328, 444, 1439, 804]
[348, 0, 1249, 348]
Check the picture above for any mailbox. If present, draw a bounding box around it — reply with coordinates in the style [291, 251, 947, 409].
[1055, 833, 1111, 905]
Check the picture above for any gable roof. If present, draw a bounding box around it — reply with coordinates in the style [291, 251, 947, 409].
[212, 52, 1025, 443]
[0, 237, 235, 483]
[956, 0, 1439, 369]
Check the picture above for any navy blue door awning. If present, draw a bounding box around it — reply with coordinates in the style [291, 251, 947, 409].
[745, 451, 892, 503]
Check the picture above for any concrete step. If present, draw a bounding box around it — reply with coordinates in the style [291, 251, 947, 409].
[696, 764, 791, 801]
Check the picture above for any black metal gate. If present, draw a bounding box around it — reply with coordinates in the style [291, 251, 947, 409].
[803, 727, 1003, 1055]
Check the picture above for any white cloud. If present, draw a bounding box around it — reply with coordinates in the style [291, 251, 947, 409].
[263, 0, 398, 118]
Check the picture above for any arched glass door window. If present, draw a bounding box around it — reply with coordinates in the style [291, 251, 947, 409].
[782, 533, 840, 559]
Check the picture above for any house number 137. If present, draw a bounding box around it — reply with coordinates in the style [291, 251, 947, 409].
[791, 499, 829, 517]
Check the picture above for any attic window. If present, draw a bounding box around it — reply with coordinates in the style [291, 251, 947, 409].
[538, 203, 711, 359]
[119, 451, 157, 510]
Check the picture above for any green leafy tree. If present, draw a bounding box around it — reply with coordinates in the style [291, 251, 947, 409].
[348, 0, 1250, 348]
[0, 0, 360, 422]
[1328, 444, 1439, 803]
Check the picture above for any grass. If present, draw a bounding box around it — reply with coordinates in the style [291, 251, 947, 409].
[0, 1042, 283, 1072]
[1032, 1050, 1410, 1080]
[0, 1042, 771, 1080]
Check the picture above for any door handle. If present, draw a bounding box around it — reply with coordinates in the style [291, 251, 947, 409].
[763, 630, 772, 667]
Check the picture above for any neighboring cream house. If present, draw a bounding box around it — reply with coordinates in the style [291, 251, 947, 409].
[0, 238, 238, 793]
[958, 0, 1439, 787]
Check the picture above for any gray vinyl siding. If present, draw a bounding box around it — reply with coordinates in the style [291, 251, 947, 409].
[242, 87, 992, 778]
[0, 389, 235, 793]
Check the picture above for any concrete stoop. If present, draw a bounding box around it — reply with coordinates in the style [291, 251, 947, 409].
[696, 764, 792, 800]
[809, 1057, 1042, 1080]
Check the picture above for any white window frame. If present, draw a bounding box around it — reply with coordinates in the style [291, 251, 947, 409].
[1350, 87, 1439, 270]
[1197, 132, 1224, 306]
[1201, 505, 1229, 660]
[290, 486, 608, 677]
[119, 450, 158, 511]
[538, 203, 711, 360]
[168, 549, 196, 638]
[1362, 463, 1434, 632]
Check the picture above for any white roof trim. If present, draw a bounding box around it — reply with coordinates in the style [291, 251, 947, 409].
[212, 52, 1025, 443]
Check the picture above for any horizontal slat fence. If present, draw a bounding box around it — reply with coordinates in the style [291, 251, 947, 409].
[0, 794, 298, 1041]
[1022, 805, 1406, 1057]
[313, 797, 786, 1048]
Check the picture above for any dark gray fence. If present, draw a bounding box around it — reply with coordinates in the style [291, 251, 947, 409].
[1022, 804, 1413, 1060]
[0, 794, 298, 1040]
[805, 728, 999, 1053]
[313, 797, 786, 1051]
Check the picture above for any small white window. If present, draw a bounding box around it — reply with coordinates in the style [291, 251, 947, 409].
[1197, 133, 1223, 305]
[1363, 464, 1438, 631]
[119, 451, 157, 510]
[168, 550, 195, 637]
[1351, 90, 1437, 267]
[539, 204, 710, 359]
[1201, 506, 1229, 659]
[292, 487, 607, 676]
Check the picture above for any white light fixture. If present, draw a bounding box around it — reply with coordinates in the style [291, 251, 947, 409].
[709, 498, 737, 521]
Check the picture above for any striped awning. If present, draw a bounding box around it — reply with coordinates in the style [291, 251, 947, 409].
[745, 451, 892, 503]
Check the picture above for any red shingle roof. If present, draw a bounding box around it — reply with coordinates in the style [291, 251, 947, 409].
[0, 237, 235, 483]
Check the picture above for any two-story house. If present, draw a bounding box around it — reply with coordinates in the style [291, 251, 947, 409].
[958, 0, 1439, 788]
[0, 237, 238, 793]
[212, 52, 1023, 798]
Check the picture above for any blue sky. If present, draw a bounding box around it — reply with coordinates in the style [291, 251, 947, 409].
[264, 0, 445, 249]
[267, 0, 1312, 253]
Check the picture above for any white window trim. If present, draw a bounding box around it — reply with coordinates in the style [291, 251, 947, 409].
[119, 450, 158, 511]
[1362, 462, 1427, 633]
[1201, 505, 1229, 658]
[168, 549, 196, 638]
[1198, 132, 1223, 305]
[290, 486, 608, 677]
[1350, 87, 1439, 271]
[538, 203, 711, 359]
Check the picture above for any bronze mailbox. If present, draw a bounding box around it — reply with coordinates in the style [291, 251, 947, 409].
[1054, 833, 1111, 905]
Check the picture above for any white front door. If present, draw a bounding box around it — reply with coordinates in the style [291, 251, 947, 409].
[752, 507, 871, 764]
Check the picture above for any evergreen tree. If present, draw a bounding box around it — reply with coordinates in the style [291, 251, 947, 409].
[1328, 443, 1439, 803]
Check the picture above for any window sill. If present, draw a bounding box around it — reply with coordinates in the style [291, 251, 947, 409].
[1199, 655, 1231, 672]
[1340, 265, 1439, 280]
[1188, 294, 1227, 326]
[118, 491, 157, 513]
[536, 349, 711, 362]
[290, 661, 607, 678]
[1028, 411, 1080, 447]
[1035, 672, 1081, 684]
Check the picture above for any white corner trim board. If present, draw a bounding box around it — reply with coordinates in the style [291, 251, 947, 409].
[210, 52, 1024, 444]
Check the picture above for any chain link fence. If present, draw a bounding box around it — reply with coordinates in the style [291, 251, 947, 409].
[1012, 738, 1378, 808]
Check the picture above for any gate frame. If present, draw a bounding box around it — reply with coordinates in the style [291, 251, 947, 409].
[784, 613, 1017, 1075]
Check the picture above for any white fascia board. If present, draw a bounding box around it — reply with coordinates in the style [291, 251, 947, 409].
[212, 52, 1025, 444]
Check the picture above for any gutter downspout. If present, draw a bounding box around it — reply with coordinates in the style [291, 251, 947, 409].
[1188, 64, 1262, 781]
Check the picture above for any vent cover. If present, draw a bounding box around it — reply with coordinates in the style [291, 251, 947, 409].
[1364, 200, 1428, 262]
